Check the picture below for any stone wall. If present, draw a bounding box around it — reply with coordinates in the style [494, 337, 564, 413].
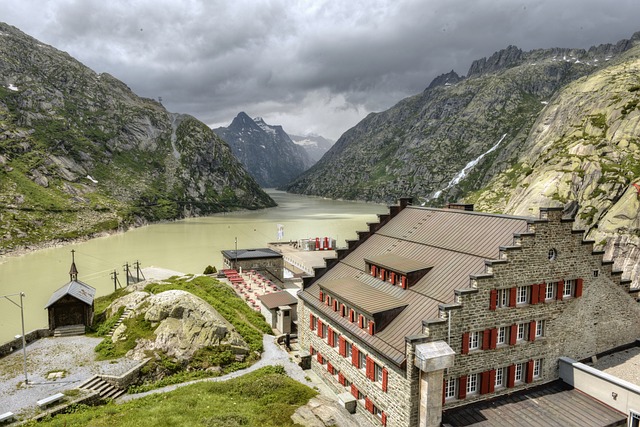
[424, 208, 640, 409]
[0, 329, 52, 358]
[299, 300, 414, 427]
[100, 358, 150, 389]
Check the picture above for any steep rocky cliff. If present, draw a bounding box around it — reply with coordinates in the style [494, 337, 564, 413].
[0, 23, 274, 252]
[214, 112, 311, 188]
[289, 133, 334, 164]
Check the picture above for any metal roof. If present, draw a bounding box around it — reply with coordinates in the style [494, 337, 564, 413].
[300, 205, 532, 365]
[45, 280, 96, 308]
[442, 380, 626, 426]
[257, 290, 298, 309]
[221, 248, 283, 260]
[364, 253, 432, 274]
[320, 277, 408, 316]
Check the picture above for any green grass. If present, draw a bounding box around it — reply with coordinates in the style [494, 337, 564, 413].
[27, 366, 316, 427]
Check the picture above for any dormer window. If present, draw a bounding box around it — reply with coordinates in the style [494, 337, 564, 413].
[365, 254, 432, 289]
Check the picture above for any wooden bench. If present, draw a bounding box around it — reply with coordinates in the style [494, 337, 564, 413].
[36, 392, 65, 408]
[0, 412, 15, 423]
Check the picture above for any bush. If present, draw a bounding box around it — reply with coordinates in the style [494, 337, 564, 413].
[203, 265, 217, 275]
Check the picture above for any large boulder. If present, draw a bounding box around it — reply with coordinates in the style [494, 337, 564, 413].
[111, 290, 249, 361]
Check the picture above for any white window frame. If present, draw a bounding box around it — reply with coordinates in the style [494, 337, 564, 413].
[345, 341, 352, 358]
[497, 326, 507, 345]
[629, 410, 640, 427]
[498, 288, 509, 308]
[516, 286, 529, 304]
[321, 323, 327, 339]
[535, 320, 544, 337]
[359, 351, 367, 372]
[469, 331, 481, 350]
[545, 282, 555, 300]
[374, 363, 383, 383]
[466, 373, 478, 395]
[563, 279, 574, 297]
[495, 367, 504, 388]
[444, 378, 457, 400]
[517, 323, 526, 341]
[515, 363, 523, 383]
[533, 359, 542, 378]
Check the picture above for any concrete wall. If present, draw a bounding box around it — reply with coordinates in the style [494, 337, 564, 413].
[425, 208, 640, 409]
[559, 356, 640, 419]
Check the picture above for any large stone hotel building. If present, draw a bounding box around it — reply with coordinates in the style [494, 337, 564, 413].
[298, 199, 640, 427]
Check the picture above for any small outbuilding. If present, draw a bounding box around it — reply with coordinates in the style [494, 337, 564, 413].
[221, 247, 284, 282]
[257, 290, 298, 334]
[45, 251, 95, 335]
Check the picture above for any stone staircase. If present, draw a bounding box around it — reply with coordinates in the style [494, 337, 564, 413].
[78, 375, 126, 400]
[108, 308, 133, 337]
[53, 324, 85, 337]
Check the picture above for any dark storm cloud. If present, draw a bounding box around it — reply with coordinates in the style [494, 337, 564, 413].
[2, 0, 640, 139]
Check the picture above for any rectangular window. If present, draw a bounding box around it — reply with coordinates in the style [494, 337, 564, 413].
[359, 351, 367, 371]
[536, 320, 544, 337]
[374, 364, 383, 383]
[630, 411, 640, 427]
[466, 373, 478, 395]
[321, 323, 327, 339]
[345, 341, 352, 358]
[333, 331, 339, 348]
[517, 323, 527, 341]
[495, 367, 504, 388]
[533, 359, 541, 378]
[563, 279, 574, 297]
[545, 282, 555, 300]
[497, 289, 509, 308]
[469, 331, 481, 350]
[497, 326, 507, 345]
[515, 363, 523, 383]
[516, 286, 529, 304]
[444, 378, 457, 399]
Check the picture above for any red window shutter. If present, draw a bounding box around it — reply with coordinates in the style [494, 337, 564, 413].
[458, 375, 467, 399]
[509, 287, 517, 307]
[488, 369, 496, 393]
[339, 336, 346, 357]
[539, 282, 546, 302]
[557, 280, 564, 300]
[531, 284, 539, 304]
[310, 314, 315, 330]
[317, 352, 322, 363]
[340, 304, 346, 317]
[401, 276, 407, 289]
[327, 362, 333, 374]
[352, 346, 359, 368]
[461, 332, 469, 354]
[351, 384, 358, 398]
[319, 291, 324, 302]
[317, 319, 323, 338]
[371, 265, 377, 277]
[333, 300, 338, 311]
[358, 315, 364, 328]
[482, 329, 490, 350]
[326, 295, 330, 306]
[368, 321, 375, 335]
[309, 345, 314, 355]
[381, 412, 387, 427]
[480, 371, 490, 394]
[338, 372, 345, 385]
[575, 278, 583, 297]
[380, 268, 386, 280]
[365, 397, 373, 413]
[489, 328, 497, 350]
[382, 368, 388, 392]
[528, 321, 536, 342]
[390, 271, 396, 284]
[509, 324, 517, 346]
[366, 356, 374, 380]
[349, 309, 355, 322]
[507, 365, 515, 388]
[489, 289, 497, 310]
[327, 327, 333, 346]
[526, 360, 534, 383]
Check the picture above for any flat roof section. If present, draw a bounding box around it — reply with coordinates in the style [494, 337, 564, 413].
[221, 248, 283, 260]
[442, 380, 626, 427]
[320, 277, 407, 317]
[258, 290, 298, 310]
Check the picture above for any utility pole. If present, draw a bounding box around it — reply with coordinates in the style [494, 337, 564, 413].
[235, 237, 238, 270]
[111, 270, 120, 291]
[134, 260, 141, 282]
[2, 292, 28, 384]
[123, 262, 130, 287]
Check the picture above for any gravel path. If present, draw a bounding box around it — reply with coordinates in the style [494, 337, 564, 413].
[0, 336, 140, 418]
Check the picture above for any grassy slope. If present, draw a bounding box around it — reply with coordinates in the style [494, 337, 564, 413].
[29, 366, 316, 427]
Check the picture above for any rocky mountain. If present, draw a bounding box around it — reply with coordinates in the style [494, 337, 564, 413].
[286, 31, 640, 288]
[289, 133, 334, 164]
[213, 113, 312, 188]
[0, 23, 274, 253]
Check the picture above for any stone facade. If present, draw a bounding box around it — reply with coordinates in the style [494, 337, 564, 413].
[425, 207, 640, 409]
[298, 204, 640, 426]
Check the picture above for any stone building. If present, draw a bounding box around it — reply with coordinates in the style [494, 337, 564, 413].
[297, 199, 640, 427]
[221, 248, 284, 282]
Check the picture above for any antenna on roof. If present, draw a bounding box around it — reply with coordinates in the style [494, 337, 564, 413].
[69, 249, 78, 281]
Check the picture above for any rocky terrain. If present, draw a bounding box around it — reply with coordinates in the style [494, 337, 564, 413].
[0, 23, 274, 253]
[289, 133, 334, 164]
[214, 112, 312, 188]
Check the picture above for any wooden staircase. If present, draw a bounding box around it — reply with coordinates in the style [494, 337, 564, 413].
[78, 375, 126, 400]
[53, 324, 85, 337]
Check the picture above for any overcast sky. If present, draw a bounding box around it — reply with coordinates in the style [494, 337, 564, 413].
[2, 0, 640, 140]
